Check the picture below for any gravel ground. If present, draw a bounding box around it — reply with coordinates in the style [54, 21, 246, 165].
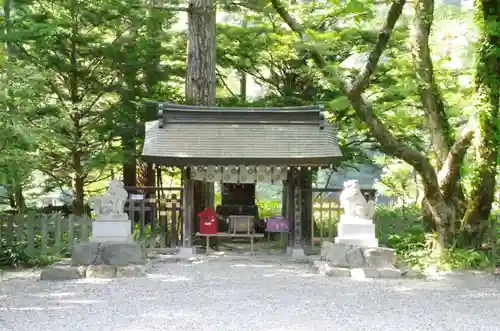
[0, 257, 499, 331]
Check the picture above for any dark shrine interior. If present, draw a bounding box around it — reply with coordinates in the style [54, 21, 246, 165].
[215, 183, 267, 233]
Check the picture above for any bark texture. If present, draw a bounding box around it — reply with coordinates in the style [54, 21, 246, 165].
[186, 0, 217, 218]
[410, 0, 474, 233]
[461, 0, 500, 245]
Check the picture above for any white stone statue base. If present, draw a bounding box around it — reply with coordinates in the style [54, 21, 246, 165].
[286, 246, 305, 258]
[91, 216, 133, 243]
[177, 247, 196, 258]
[334, 214, 378, 248]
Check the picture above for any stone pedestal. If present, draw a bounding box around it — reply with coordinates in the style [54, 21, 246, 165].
[314, 241, 422, 279]
[71, 241, 146, 266]
[177, 247, 196, 258]
[91, 215, 133, 243]
[39, 180, 150, 281]
[40, 242, 148, 281]
[286, 246, 305, 258]
[334, 214, 378, 248]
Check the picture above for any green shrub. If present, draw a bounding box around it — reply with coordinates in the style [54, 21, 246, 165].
[375, 204, 422, 245]
[387, 227, 490, 271]
[0, 238, 62, 268]
[439, 248, 490, 270]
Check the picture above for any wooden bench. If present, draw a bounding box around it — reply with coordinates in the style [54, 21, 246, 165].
[195, 232, 265, 253]
[195, 215, 264, 253]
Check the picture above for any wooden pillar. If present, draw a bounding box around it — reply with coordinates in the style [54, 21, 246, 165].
[286, 170, 295, 249]
[285, 167, 305, 257]
[293, 169, 302, 249]
[182, 168, 194, 248]
[300, 169, 313, 247]
[281, 184, 288, 217]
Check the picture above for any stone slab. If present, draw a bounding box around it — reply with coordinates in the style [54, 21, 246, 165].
[322, 242, 364, 268]
[116, 265, 148, 278]
[72, 242, 145, 266]
[378, 267, 402, 279]
[401, 269, 426, 279]
[40, 266, 86, 281]
[86, 265, 118, 278]
[350, 268, 380, 279]
[362, 247, 396, 268]
[334, 237, 379, 248]
[325, 266, 351, 277]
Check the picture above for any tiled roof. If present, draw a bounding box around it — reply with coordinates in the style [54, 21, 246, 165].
[141, 103, 342, 165]
[142, 121, 341, 165]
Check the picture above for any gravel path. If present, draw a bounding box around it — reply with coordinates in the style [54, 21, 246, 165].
[1, 258, 499, 331]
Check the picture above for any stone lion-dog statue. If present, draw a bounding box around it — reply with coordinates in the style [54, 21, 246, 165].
[89, 180, 129, 218]
[339, 179, 375, 220]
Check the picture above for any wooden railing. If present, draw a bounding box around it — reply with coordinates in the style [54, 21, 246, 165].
[0, 213, 92, 255]
[0, 194, 184, 254]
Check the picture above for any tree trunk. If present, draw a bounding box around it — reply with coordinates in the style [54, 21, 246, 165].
[13, 185, 25, 213]
[69, 0, 85, 216]
[410, 0, 474, 236]
[186, 0, 217, 219]
[122, 136, 137, 191]
[461, 0, 500, 246]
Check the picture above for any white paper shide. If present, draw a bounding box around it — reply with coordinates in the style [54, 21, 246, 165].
[335, 180, 378, 247]
[88, 180, 132, 242]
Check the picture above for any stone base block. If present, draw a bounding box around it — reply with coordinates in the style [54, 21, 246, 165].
[378, 267, 402, 278]
[87, 265, 117, 278]
[323, 243, 365, 268]
[71, 242, 146, 266]
[316, 242, 408, 279]
[116, 265, 148, 278]
[91, 219, 132, 243]
[321, 241, 397, 268]
[312, 261, 350, 277]
[177, 247, 197, 258]
[350, 268, 380, 279]
[40, 266, 86, 281]
[363, 247, 396, 268]
[288, 247, 305, 258]
[401, 269, 426, 279]
[40, 263, 150, 281]
[334, 237, 379, 248]
[325, 266, 351, 277]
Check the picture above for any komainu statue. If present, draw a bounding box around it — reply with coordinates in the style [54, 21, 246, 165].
[339, 179, 375, 220]
[89, 180, 129, 219]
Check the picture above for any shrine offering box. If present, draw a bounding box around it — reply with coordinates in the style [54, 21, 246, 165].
[198, 208, 217, 235]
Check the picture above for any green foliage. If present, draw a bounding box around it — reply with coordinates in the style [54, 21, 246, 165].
[0, 238, 62, 268]
[256, 199, 281, 219]
[388, 229, 491, 271]
[374, 204, 422, 244]
[133, 223, 151, 242]
[376, 203, 491, 270]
